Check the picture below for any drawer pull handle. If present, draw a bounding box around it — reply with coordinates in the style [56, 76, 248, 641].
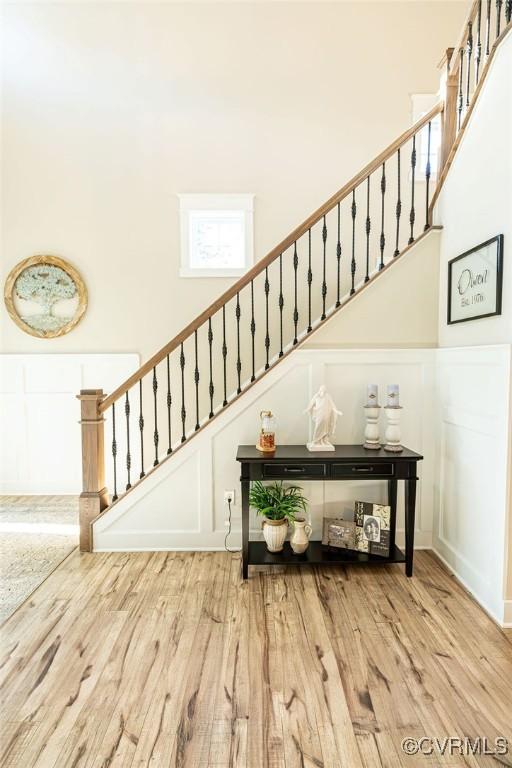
[352, 466, 374, 473]
[284, 467, 306, 473]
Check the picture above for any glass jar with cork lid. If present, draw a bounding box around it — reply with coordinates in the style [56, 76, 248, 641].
[257, 410, 277, 453]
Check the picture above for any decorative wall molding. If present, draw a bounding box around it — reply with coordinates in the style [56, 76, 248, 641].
[0, 354, 139, 494]
[432, 344, 511, 626]
[93, 348, 437, 552]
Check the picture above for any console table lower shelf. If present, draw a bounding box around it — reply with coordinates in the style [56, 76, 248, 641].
[249, 541, 406, 567]
[236, 444, 424, 579]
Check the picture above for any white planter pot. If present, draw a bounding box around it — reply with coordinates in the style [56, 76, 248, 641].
[262, 517, 288, 553]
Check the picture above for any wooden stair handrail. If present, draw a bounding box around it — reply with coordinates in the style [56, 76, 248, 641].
[99, 102, 443, 414]
[94, 225, 442, 517]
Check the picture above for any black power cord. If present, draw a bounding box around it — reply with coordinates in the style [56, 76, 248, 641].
[224, 496, 241, 553]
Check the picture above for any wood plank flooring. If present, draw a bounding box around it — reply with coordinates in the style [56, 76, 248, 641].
[0, 550, 511, 768]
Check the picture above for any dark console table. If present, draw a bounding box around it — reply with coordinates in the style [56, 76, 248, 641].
[236, 444, 423, 579]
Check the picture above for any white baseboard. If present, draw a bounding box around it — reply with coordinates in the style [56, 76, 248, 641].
[431, 547, 510, 629]
[503, 600, 512, 628]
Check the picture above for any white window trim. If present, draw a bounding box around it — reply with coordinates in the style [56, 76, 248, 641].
[178, 193, 255, 278]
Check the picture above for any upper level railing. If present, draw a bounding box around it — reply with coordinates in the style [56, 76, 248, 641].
[77, 0, 512, 550]
[435, 0, 511, 208]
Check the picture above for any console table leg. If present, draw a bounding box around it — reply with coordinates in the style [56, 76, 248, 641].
[241, 474, 250, 580]
[405, 476, 417, 577]
[388, 479, 397, 555]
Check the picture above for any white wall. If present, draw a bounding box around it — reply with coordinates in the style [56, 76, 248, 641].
[436, 33, 512, 348]
[433, 32, 512, 625]
[0, 354, 138, 493]
[305, 230, 441, 349]
[1, 1, 464, 363]
[93, 347, 437, 552]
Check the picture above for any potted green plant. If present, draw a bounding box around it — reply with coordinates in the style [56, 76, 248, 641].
[249, 481, 308, 553]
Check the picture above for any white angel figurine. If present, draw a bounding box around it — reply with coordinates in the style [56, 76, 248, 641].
[304, 385, 342, 451]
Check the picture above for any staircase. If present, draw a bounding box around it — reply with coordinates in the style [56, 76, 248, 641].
[77, 1, 512, 551]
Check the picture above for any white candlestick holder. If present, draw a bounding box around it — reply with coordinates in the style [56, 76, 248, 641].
[363, 405, 381, 450]
[384, 406, 403, 452]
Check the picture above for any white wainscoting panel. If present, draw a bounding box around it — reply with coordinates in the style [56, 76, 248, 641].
[432, 345, 511, 626]
[93, 348, 436, 552]
[0, 354, 139, 494]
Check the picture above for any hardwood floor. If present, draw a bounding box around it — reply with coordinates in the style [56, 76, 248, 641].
[0, 550, 511, 768]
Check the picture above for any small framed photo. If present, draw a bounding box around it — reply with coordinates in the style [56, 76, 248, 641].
[362, 515, 381, 543]
[447, 235, 503, 324]
[322, 518, 355, 550]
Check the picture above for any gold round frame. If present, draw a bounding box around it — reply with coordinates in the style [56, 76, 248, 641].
[4, 255, 88, 339]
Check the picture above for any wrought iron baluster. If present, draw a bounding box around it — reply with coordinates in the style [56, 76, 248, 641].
[250, 280, 256, 381]
[166, 355, 172, 454]
[485, 0, 491, 55]
[180, 342, 186, 443]
[350, 190, 356, 295]
[236, 292, 242, 393]
[321, 216, 327, 320]
[336, 203, 342, 304]
[365, 177, 371, 282]
[457, 48, 464, 129]
[278, 255, 284, 356]
[152, 367, 159, 466]
[424, 121, 432, 231]
[139, 379, 145, 478]
[408, 135, 416, 245]
[194, 330, 200, 430]
[475, 0, 482, 84]
[208, 318, 214, 418]
[394, 148, 401, 257]
[222, 306, 228, 405]
[496, 0, 503, 36]
[111, 402, 118, 501]
[379, 163, 386, 270]
[506, 0, 512, 24]
[265, 268, 271, 366]
[307, 231, 312, 332]
[125, 392, 131, 490]
[293, 244, 299, 343]
[466, 22, 473, 107]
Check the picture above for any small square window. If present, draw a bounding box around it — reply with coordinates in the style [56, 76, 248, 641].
[179, 194, 254, 277]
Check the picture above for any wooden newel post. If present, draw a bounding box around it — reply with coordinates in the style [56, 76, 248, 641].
[77, 389, 109, 552]
[440, 47, 457, 171]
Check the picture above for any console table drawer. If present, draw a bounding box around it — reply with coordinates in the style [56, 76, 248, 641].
[263, 463, 327, 479]
[332, 462, 394, 478]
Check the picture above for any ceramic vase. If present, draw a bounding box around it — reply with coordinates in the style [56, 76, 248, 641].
[262, 517, 288, 552]
[290, 518, 312, 554]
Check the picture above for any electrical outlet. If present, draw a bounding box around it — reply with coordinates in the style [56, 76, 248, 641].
[224, 490, 235, 505]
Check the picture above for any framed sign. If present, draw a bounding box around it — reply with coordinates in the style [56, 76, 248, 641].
[447, 235, 503, 324]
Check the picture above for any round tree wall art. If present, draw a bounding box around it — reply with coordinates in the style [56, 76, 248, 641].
[4, 255, 88, 338]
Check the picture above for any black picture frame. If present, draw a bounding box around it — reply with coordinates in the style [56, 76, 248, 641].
[447, 235, 504, 325]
